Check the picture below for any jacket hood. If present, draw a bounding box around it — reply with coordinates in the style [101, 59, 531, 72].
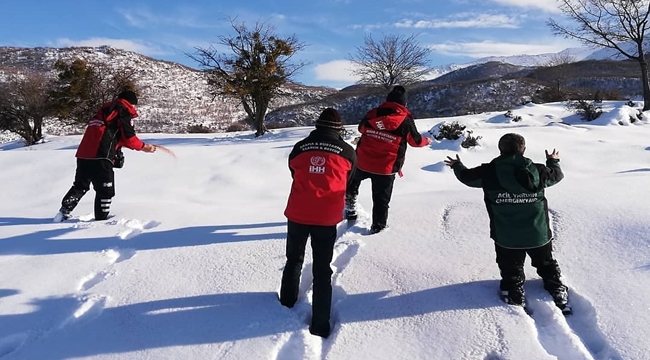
[95, 99, 139, 122]
[492, 154, 540, 193]
[115, 98, 139, 118]
[366, 101, 412, 131]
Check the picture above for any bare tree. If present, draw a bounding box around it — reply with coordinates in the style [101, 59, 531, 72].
[548, 0, 650, 110]
[543, 52, 578, 99]
[545, 52, 577, 67]
[0, 71, 54, 145]
[348, 33, 432, 90]
[187, 18, 308, 137]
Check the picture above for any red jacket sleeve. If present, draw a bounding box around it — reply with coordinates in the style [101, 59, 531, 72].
[404, 116, 427, 147]
[117, 112, 145, 150]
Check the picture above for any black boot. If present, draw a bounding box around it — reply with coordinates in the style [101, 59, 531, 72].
[548, 286, 572, 315]
[500, 286, 525, 307]
[344, 194, 357, 221]
[309, 321, 331, 338]
[369, 223, 386, 234]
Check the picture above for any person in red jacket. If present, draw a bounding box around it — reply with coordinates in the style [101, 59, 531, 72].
[280, 108, 356, 338]
[54, 90, 156, 222]
[345, 85, 431, 234]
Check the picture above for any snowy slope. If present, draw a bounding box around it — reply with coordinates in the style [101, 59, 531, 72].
[1, 102, 649, 360]
[424, 47, 599, 80]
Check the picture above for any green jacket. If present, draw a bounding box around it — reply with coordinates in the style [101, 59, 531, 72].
[451, 154, 563, 249]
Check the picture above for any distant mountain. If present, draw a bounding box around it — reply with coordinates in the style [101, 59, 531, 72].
[424, 63, 469, 80]
[584, 42, 640, 61]
[0, 45, 646, 145]
[265, 56, 643, 126]
[472, 47, 596, 67]
[424, 47, 606, 81]
[425, 62, 532, 85]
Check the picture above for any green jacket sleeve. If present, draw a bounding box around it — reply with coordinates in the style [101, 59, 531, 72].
[451, 162, 484, 188]
[538, 158, 564, 188]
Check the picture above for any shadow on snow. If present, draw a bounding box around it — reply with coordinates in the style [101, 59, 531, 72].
[0, 280, 503, 359]
[0, 218, 287, 256]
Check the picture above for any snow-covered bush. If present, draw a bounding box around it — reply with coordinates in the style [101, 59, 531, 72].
[187, 124, 214, 133]
[629, 109, 643, 123]
[433, 121, 465, 141]
[567, 100, 603, 122]
[461, 130, 482, 148]
[504, 110, 522, 122]
[225, 121, 249, 132]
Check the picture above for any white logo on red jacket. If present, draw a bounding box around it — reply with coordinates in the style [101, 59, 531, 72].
[88, 119, 104, 127]
[310, 156, 326, 166]
[309, 156, 326, 174]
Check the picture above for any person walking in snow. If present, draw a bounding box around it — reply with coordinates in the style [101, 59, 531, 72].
[54, 90, 156, 222]
[280, 108, 356, 338]
[345, 85, 431, 234]
[444, 133, 570, 313]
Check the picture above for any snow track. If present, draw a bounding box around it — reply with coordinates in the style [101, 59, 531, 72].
[0, 217, 160, 358]
[272, 209, 370, 360]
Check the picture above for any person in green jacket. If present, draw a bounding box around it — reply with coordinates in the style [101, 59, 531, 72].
[444, 133, 570, 314]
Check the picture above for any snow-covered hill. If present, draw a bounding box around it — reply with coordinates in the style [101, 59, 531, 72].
[425, 46, 613, 81]
[0, 46, 336, 134]
[1, 45, 645, 146]
[0, 101, 648, 359]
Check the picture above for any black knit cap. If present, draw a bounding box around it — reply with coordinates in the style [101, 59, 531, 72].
[386, 85, 407, 106]
[117, 90, 138, 105]
[316, 108, 343, 130]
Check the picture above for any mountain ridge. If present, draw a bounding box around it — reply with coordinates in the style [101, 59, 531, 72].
[0, 45, 644, 144]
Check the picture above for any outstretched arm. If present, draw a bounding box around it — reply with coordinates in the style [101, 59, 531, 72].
[445, 155, 484, 188]
[117, 108, 146, 151]
[405, 116, 431, 147]
[539, 149, 563, 187]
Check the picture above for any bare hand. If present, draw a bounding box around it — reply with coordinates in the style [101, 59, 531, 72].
[444, 154, 461, 167]
[545, 149, 559, 159]
[142, 144, 157, 153]
[425, 137, 433, 145]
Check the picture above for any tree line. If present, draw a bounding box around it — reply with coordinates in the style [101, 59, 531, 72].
[3, 2, 650, 145]
[0, 59, 137, 145]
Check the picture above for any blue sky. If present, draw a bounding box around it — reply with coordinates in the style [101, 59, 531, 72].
[2, 0, 580, 88]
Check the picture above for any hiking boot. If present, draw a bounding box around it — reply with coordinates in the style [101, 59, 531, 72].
[279, 299, 295, 309]
[53, 208, 71, 223]
[500, 287, 525, 307]
[369, 224, 386, 234]
[278, 290, 297, 309]
[309, 322, 331, 338]
[549, 286, 569, 307]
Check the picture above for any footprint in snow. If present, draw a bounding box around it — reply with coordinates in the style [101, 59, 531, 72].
[0, 333, 28, 358]
[118, 219, 161, 240]
[58, 295, 107, 329]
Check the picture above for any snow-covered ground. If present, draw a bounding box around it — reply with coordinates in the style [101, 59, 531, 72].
[1, 101, 649, 360]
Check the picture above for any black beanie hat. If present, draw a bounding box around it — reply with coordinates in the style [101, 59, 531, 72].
[386, 85, 407, 106]
[316, 108, 343, 130]
[117, 90, 138, 105]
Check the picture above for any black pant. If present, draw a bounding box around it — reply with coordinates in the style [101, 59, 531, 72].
[495, 241, 566, 293]
[280, 221, 337, 331]
[61, 159, 115, 220]
[346, 169, 396, 228]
